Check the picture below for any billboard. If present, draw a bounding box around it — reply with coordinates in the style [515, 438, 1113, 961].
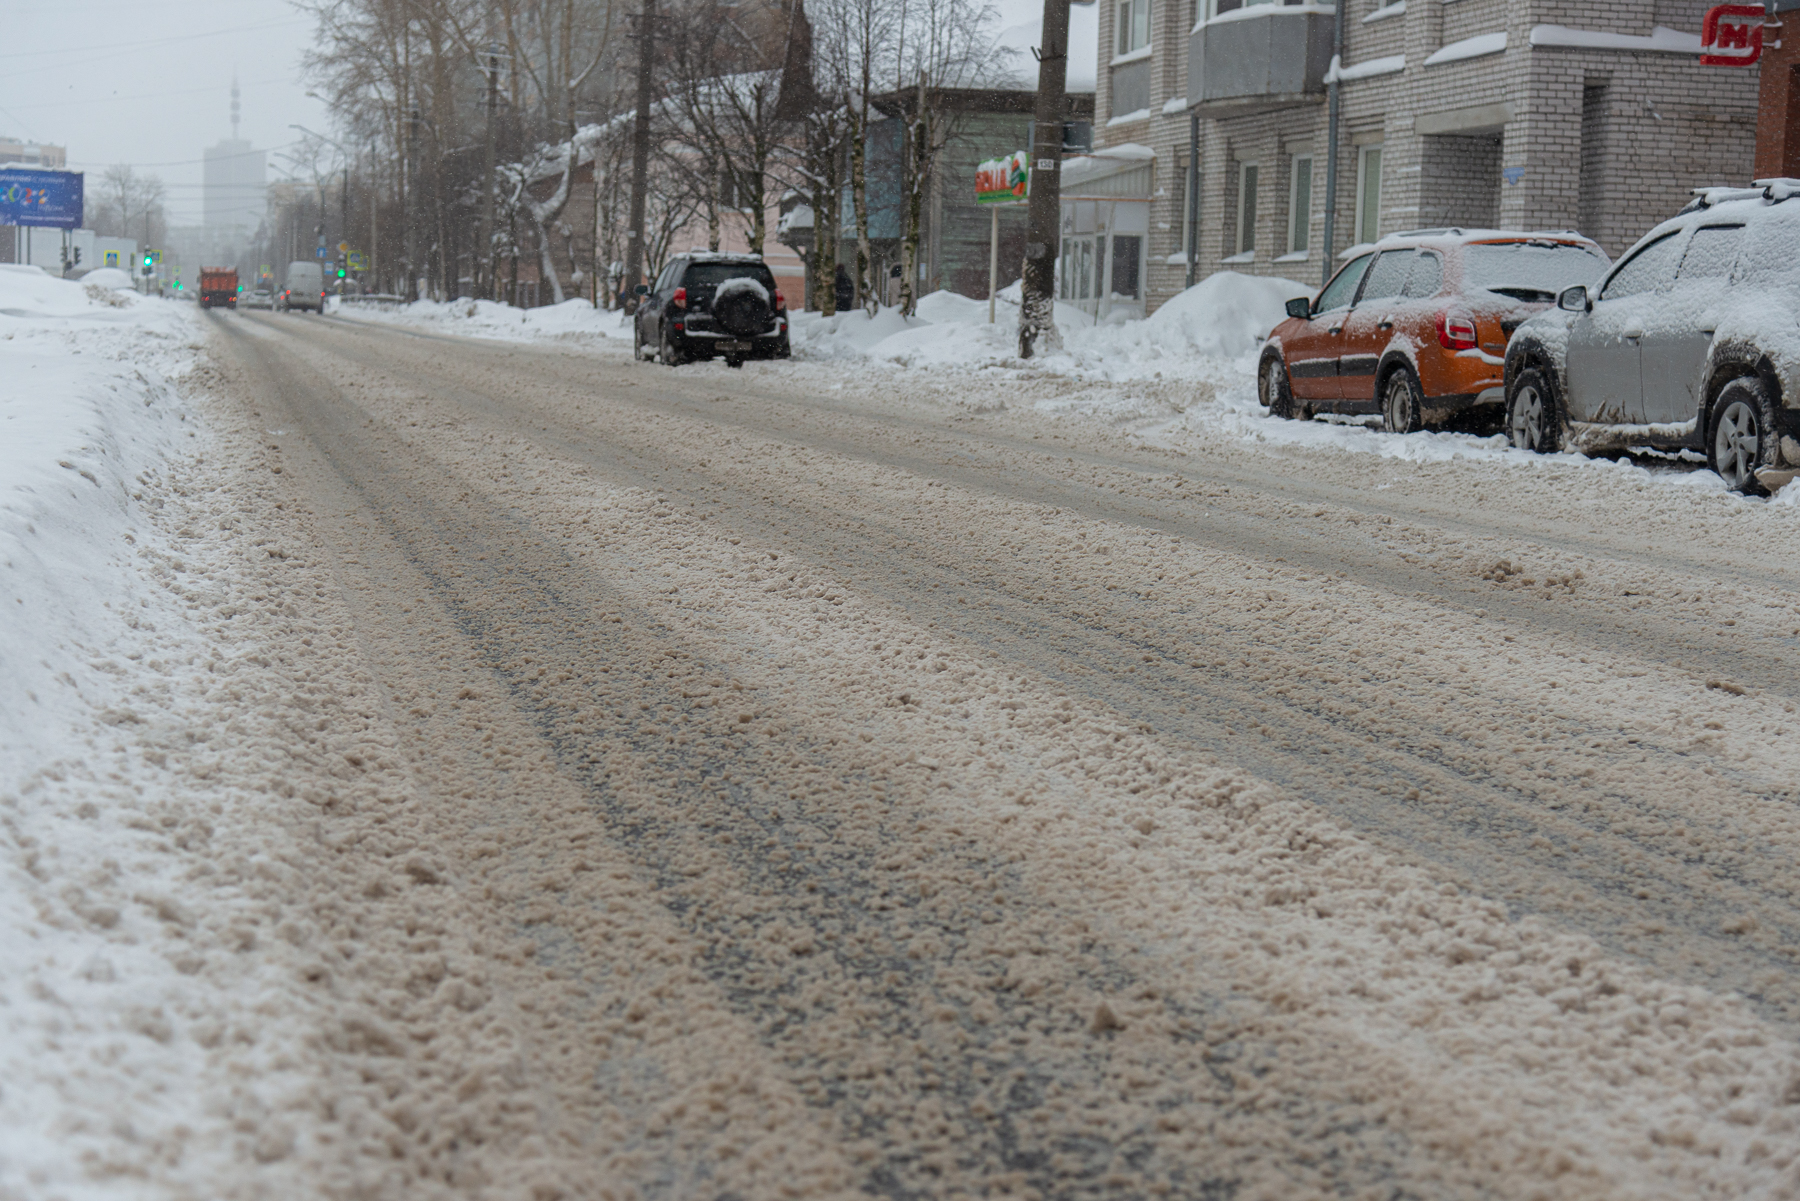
[975, 152, 1029, 205]
[0, 168, 84, 229]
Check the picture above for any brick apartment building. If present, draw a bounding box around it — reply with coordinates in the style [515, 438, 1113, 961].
[1081, 0, 1762, 317]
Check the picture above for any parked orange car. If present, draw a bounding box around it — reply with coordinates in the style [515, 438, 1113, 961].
[1260, 230, 1610, 431]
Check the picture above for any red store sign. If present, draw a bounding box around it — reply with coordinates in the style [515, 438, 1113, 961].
[1701, 3, 1772, 66]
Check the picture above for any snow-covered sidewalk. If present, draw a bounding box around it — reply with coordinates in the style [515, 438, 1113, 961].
[0, 268, 287, 1194]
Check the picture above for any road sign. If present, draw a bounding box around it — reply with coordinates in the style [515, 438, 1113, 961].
[337, 241, 350, 254]
[0, 168, 84, 229]
[147, 248, 160, 263]
[316, 246, 327, 258]
[348, 252, 366, 271]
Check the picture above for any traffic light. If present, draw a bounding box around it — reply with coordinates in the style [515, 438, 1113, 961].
[142, 252, 153, 276]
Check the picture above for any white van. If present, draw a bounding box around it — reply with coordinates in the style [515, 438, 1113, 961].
[280, 260, 325, 313]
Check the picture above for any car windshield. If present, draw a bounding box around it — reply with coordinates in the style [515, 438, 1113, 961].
[685, 263, 774, 291]
[1462, 242, 1608, 302]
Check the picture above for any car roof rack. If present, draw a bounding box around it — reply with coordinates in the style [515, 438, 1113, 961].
[1754, 178, 1800, 203]
[1682, 184, 1771, 213]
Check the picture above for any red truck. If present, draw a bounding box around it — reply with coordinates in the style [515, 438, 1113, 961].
[199, 266, 238, 310]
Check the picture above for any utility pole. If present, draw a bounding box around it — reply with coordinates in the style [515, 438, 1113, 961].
[479, 42, 500, 300]
[623, 0, 656, 313]
[1018, 0, 1071, 358]
[407, 105, 422, 300]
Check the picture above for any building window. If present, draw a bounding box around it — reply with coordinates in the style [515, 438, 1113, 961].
[1355, 144, 1383, 246]
[1287, 155, 1313, 255]
[1234, 162, 1259, 257]
[1117, 0, 1150, 54]
[1174, 162, 1196, 254]
[1207, 0, 1277, 20]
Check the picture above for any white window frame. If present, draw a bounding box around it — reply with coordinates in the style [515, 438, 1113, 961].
[1355, 144, 1384, 246]
[1234, 161, 1259, 258]
[1286, 154, 1313, 256]
[1117, 0, 1151, 54]
[1206, 0, 1278, 22]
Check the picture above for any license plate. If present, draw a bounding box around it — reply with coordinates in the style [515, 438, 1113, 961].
[718, 341, 750, 352]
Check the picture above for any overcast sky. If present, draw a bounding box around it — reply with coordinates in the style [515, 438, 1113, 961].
[3, 0, 1073, 228]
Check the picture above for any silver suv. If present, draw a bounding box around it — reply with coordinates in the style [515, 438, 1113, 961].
[1503, 180, 1800, 492]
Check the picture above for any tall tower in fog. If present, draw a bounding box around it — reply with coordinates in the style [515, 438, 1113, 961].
[203, 79, 265, 234]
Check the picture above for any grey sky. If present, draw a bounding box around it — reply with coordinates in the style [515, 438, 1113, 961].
[0, 0, 329, 225]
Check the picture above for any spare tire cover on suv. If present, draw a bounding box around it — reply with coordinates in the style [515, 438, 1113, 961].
[711, 276, 772, 337]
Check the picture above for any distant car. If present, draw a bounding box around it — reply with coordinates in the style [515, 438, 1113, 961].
[277, 261, 325, 313]
[633, 253, 790, 368]
[1505, 181, 1800, 493]
[241, 289, 274, 310]
[1261, 229, 1609, 432]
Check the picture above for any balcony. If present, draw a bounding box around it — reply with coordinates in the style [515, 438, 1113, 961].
[1187, 4, 1336, 119]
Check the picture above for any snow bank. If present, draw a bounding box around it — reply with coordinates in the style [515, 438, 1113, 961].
[791, 271, 1305, 381]
[335, 294, 631, 344]
[0, 266, 219, 1191]
[80, 266, 139, 292]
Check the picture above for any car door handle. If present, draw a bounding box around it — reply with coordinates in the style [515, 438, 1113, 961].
[1328, 326, 1343, 335]
[1622, 326, 1644, 339]
[1377, 321, 1394, 331]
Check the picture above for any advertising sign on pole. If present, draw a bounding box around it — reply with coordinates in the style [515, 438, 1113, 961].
[975, 151, 1030, 205]
[975, 152, 1030, 324]
[0, 168, 85, 230]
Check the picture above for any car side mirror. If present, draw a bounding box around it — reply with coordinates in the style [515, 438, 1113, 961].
[1557, 284, 1590, 312]
[634, 284, 649, 296]
[1285, 296, 1312, 320]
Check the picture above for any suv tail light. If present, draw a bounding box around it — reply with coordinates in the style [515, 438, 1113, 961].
[774, 289, 785, 310]
[673, 286, 687, 309]
[1435, 310, 1479, 350]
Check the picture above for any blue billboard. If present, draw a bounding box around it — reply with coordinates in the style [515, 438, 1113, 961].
[0, 168, 84, 230]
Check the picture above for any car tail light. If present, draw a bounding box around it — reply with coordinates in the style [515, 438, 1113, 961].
[1436, 310, 1479, 350]
[673, 286, 687, 309]
[775, 289, 786, 310]
[674, 321, 684, 331]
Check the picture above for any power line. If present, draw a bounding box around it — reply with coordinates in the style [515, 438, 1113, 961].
[0, 17, 309, 60]
[8, 76, 301, 112]
[68, 140, 301, 169]
[0, 18, 310, 81]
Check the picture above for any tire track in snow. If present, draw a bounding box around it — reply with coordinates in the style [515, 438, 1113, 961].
[286, 314, 1800, 1033]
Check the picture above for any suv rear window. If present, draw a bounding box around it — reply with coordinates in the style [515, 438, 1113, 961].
[683, 263, 776, 291]
[1462, 241, 1607, 302]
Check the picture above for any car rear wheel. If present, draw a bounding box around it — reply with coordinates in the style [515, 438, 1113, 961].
[633, 325, 652, 361]
[1708, 377, 1777, 495]
[1381, 366, 1423, 434]
[1506, 366, 1561, 454]
[1259, 352, 1298, 420]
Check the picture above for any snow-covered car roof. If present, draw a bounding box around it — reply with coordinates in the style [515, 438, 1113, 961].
[1381, 228, 1597, 248]
[674, 251, 766, 265]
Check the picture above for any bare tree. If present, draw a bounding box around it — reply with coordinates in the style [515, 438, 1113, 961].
[91, 165, 167, 247]
[892, 0, 999, 315]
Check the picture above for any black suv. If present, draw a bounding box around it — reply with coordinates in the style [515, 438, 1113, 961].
[633, 253, 791, 368]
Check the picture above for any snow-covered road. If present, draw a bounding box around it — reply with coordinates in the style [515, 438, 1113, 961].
[10, 298, 1800, 1198]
